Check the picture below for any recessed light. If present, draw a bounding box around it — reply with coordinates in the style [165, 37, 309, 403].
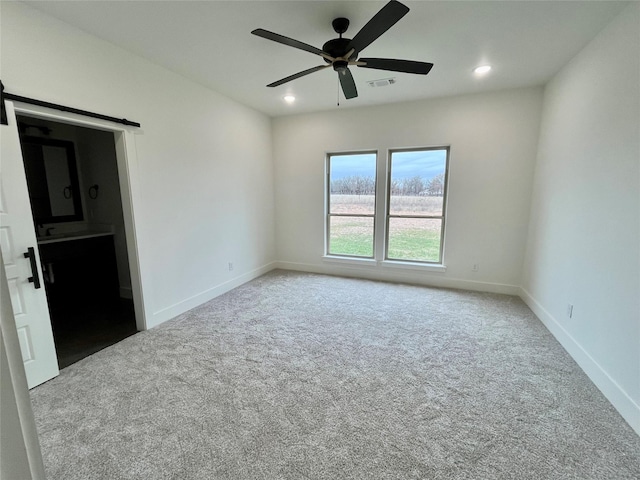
[283, 95, 296, 103]
[473, 65, 492, 75]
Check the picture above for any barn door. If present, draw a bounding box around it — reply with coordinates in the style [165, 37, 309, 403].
[0, 100, 59, 388]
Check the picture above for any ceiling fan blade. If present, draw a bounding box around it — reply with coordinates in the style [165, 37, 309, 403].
[252, 28, 328, 58]
[267, 65, 330, 87]
[346, 0, 409, 54]
[339, 68, 358, 99]
[358, 58, 433, 75]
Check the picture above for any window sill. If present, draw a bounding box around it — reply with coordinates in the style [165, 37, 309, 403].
[322, 255, 377, 266]
[381, 260, 447, 273]
[322, 255, 446, 272]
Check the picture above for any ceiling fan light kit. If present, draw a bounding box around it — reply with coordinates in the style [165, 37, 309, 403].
[251, 0, 433, 101]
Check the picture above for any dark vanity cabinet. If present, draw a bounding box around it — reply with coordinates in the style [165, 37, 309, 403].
[38, 234, 120, 310]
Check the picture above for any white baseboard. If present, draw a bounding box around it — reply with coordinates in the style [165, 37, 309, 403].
[519, 287, 640, 436]
[147, 262, 277, 329]
[274, 261, 520, 296]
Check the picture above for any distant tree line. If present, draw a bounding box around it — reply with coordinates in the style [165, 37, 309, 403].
[331, 173, 444, 196]
[330, 176, 376, 195]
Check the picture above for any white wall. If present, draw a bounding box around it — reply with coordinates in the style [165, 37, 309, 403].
[0, 2, 276, 328]
[522, 3, 640, 433]
[273, 87, 543, 293]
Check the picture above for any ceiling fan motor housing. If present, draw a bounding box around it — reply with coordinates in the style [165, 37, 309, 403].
[322, 37, 356, 62]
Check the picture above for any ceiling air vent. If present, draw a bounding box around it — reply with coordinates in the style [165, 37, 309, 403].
[367, 78, 397, 88]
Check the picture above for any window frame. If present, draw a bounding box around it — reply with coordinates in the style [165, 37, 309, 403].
[325, 150, 378, 259]
[384, 146, 450, 265]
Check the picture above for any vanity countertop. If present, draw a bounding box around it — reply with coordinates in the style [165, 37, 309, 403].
[37, 230, 114, 245]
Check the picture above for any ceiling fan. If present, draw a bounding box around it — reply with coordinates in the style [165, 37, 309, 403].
[251, 0, 433, 100]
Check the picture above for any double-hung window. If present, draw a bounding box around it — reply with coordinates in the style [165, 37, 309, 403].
[326, 147, 449, 265]
[386, 147, 449, 264]
[326, 152, 377, 258]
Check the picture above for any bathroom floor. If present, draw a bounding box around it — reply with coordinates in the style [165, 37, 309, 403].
[50, 298, 138, 369]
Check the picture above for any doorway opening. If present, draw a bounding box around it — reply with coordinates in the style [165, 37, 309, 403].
[16, 115, 138, 368]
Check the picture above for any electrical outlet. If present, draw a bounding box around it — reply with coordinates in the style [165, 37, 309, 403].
[567, 304, 573, 318]
[228, 262, 234, 272]
[472, 263, 479, 272]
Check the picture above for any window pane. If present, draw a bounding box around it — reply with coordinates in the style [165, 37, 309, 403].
[389, 150, 446, 216]
[329, 194, 375, 215]
[387, 217, 442, 262]
[329, 153, 376, 215]
[329, 216, 374, 257]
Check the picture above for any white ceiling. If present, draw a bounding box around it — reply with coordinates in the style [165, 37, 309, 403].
[25, 0, 628, 117]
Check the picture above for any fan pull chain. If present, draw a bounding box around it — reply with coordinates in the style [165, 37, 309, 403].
[337, 78, 340, 107]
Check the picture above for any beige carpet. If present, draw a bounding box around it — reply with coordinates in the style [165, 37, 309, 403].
[30, 270, 640, 479]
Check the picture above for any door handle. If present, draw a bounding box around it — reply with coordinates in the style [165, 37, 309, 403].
[23, 247, 41, 289]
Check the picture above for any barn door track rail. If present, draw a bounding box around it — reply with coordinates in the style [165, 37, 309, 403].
[0, 80, 140, 128]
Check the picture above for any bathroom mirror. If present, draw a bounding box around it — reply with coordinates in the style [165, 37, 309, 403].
[20, 136, 84, 225]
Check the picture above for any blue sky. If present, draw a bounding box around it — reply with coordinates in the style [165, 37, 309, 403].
[330, 150, 446, 180]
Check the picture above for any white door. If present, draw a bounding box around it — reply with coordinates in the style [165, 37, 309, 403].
[0, 100, 59, 388]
